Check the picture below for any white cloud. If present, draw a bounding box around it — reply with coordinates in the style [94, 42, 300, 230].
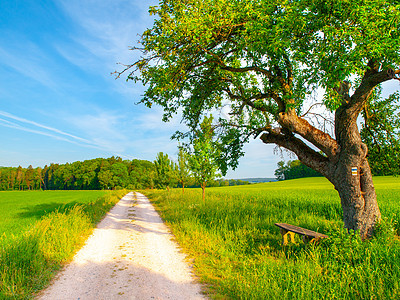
[0, 117, 92, 147]
[382, 80, 400, 97]
[0, 110, 134, 153]
[0, 111, 94, 144]
[52, 0, 160, 100]
[55, 0, 156, 71]
[0, 45, 58, 90]
[65, 110, 138, 153]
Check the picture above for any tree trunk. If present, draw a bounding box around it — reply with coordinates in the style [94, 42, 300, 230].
[201, 182, 206, 202]
[331, 156, 381, 237]
[331, 88, 381, 238]
[261, 103, 382, 238]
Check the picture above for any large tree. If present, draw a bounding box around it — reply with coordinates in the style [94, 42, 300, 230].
[120, 0, 400, 237]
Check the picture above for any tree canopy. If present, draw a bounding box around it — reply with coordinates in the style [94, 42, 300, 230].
[154, 152, 175, 190]
[175, 146, 192, 193]
[361, 89, 400, 176]
[120, 0, 400, 236]
[123, 0, 399, 170]
[0, 157, 156, 191]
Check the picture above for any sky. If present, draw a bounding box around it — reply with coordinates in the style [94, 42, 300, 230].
[1, 1, 398, 179]
[0, 0, 282, 178]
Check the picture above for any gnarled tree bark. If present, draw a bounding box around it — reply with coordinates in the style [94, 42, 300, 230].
[259, 64, 399, 237]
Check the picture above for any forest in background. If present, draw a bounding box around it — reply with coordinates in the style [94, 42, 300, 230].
[0, 157, 153, 191]
[0, 156, 250, 191]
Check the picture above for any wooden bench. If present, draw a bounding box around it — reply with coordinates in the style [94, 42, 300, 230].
[275, 223, 328, 245]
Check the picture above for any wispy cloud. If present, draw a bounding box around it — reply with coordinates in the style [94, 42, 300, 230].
[54, 0, 158, 97]
[0, 45, 58, 90]
[0, 111, 109, 151]
[0, 117, 87, 146]
[0, 111, 94, 145]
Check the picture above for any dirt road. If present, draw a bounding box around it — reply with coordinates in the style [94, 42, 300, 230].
[38, 192, 205, 300]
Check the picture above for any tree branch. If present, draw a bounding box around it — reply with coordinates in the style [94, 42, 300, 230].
[335, 63, 399, 146]
[349, 67, 398, 116]
[301, 102, 324, 118]
[223, 88, 269, 111]
[220, 65, 273, 79]
[260, 129, 332, 178]
[278, 110, 339, 159]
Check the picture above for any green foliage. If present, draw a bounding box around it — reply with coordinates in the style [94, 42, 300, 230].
[154, 152, 175, 189]
[187, 116, 221, 199]
[361, 89, 400, 175]
[0, 190, 126, 299]
[175, 146, 191, 192]
[124, 0, 400, 172]
[0, 157, 156, 191]
[144, 177, 400, 299]
[275, 159, 322, 180]
[129, 159, 156, 189]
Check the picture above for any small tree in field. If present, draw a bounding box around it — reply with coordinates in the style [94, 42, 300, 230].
[154, 152, 175, 191]
[175, 146, 191, 194]
[188, 116, 220, 201]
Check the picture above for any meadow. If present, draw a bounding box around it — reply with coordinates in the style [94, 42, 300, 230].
[0, 191, 106, 237]
[143, 176, 400, 299]
[0, 190, 127, 299]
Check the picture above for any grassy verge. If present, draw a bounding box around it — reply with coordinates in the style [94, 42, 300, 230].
[0, 190, 107, 237]
[143, 177, 400, 299]
[0, 190, 127, 299]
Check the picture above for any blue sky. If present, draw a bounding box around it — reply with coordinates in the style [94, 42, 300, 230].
[3, 1, 397, 179]
[0, 0, 281, 178]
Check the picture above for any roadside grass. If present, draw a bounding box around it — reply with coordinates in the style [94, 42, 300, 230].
[0, 191, 107, 237]
[143, 177, 400, 299]
[0, 190, 127, 299]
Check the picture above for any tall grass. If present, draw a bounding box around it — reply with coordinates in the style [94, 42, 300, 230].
[0, 190, 127, 299]
[0, 190, 107, 237]
[143, 177, 400, 299]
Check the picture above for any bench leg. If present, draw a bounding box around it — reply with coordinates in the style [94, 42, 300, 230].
[302, 235, 314, 244]
[280, 229, 296, 245]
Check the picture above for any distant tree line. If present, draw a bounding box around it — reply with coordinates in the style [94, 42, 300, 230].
[187, 179, 250, 188]
[0, 157, 156, 191]
[275, 160, 322, 181]
[0, 154, 249, 191]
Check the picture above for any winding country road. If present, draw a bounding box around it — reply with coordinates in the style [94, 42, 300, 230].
[38, 192, 205, 300]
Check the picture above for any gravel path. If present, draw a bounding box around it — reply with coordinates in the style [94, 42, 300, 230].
[37, 192, 205, 300]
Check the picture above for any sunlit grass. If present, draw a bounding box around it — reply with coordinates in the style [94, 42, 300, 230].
[0, 190, 107, 237]
[0, 190, 127, 299]
[143, 176, 400, 299]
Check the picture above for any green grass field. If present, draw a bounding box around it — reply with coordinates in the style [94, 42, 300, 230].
[0, 190, 107, 237]
[143, 176, 400, 299]
[0, 190, 127, 299]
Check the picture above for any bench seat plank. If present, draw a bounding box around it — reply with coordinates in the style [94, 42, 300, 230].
[275, 223, 328, 245]
[275, 223, 328, 238]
